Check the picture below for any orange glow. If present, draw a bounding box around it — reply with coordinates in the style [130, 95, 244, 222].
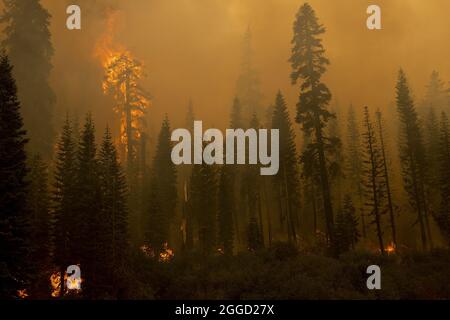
[140, 244, 156, 259]
[93, 8, 125, 67]
[159, 242, 174, 262]
[94, 8, 150, 163]
[50, 271, 61, 298]
[385, 242, 396, 255]
[141, 243, 174, 262]
[50, 269, 83, 298]
[17, 289, 28, 299]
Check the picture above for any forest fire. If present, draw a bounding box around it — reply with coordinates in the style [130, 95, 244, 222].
[2, 0, 450, 303]
[94, 9, 124, 66]
[95, 9, 150, 164]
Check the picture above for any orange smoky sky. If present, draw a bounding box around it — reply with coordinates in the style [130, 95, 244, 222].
[42, 0, 450, 136]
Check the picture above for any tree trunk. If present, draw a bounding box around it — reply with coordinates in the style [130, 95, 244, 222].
[283, 166, 297, 243]
[262, 178, 272, 246]
[377, 114, 397, 248]
[314, 114, 335, 245]
[410, 154, 428, 250]
[367, 128, 385, 255]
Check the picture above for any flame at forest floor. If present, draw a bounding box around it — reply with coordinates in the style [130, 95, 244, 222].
[141, 242, 174, 263]
[385, 242, 396, 255]
[50, 270, 83, 298]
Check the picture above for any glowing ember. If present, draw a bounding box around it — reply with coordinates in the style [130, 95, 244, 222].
[17, 289, 28, 299]
[159, 242, 174, 262]
[50, 272, 61, 298]
[141, 243, 174, 262]
[385, 242, 396, 255]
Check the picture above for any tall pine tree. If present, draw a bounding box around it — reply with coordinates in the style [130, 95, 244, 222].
[362, 107, 385, 254]
[27, 154, 50, 296]
[376, 110, 398, 248]
[243, 113, 264, 250]
[0, 54, 30, 298]
[346, 104, 366, 238]
[271, 91, 301, 243]
[334, 195, 360, 255]
[146, 116, 177, 252]
[229, 98, 244, 246]
[98, 127, 129, 295]
[190, 162, 217, 256]
[290, 3, 337, 246]
[75, 114, 102, 297]
[395, 69, 431, 250]
[52, 116, 78, 297]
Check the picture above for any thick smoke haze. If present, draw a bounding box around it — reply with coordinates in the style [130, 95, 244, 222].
[44, 0, 450, 137]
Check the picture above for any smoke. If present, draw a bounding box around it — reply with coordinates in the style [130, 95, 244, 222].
[44, 0, 450, 137]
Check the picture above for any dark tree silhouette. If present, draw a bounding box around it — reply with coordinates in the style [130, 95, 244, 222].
[243, 113, 264, 249]
[334, 195, 360, 255]
[328, 106, 345, 212]
[190, 162, 217, 256]
[74, 114, 102, 297]
[376, 110, 398, 249]
[395, 69, 431, 250]
[436, 112, 450, 245]
[98, 127, 129, 292]
[146, 116, 177, 252]
[346, 104, 366, 238]
[28, 154, 50, 295]
[52, 116, 77, 297]
[0, 54, 30, 299]
[271, 91, 301, 242]
[229, 97, 244, 246]
[290, 3, 337, 246]
[218, 165, 235, 255]
[362, 106, 385, 254]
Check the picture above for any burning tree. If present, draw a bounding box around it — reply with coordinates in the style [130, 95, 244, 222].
[103, 52, 150, 169]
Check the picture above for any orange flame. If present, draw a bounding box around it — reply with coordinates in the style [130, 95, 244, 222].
[159, 242, 174, 262]
[50, 269, 83, 298]
[95, 9, 150, 162]
[385, 242, 396, 255]
[141, 243, 174, 262]
[94, 8, 125, 67]
[17, 289, 28, 299]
